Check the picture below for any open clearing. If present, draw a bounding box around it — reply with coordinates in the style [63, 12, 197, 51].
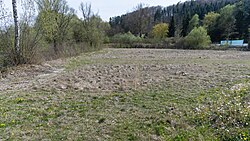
[0, 48, 250, 140]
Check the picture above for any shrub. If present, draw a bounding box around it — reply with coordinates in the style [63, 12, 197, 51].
[184, 26, 211, 49]
[172, 37, 186, 49]
[111, 32, 142, 47]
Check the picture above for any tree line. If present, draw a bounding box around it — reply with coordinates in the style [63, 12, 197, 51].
[0, 0, 109, 66]
[1, 0, 250, 67]
[109, 0, 250, 43]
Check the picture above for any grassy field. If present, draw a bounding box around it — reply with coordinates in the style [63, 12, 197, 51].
[0, 48, 250, 140]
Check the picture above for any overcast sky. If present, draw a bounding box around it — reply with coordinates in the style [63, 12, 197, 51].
[3, 0, 186, 21]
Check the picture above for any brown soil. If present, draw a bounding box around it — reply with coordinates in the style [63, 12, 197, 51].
[1, 48, 250, 93]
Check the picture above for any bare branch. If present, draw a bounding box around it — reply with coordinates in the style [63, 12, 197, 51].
[80, 2, 92, 22]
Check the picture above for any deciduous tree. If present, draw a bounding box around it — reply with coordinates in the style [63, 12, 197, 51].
[152, 23, 169, 39]
[185, 26, 211, 49]
[218, 4, 236, 40]
[203, 12, 220, 29]
[36, 0, 75, 54]
[12, 0, 20, 64]
[76, 2, 108, 47]
[203, 12, 220, 42]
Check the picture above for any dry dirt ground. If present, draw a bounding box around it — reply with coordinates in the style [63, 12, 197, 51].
[1, 48, 250, 93]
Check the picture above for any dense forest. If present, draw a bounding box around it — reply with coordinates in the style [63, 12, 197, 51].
[109, 0, 250, 42]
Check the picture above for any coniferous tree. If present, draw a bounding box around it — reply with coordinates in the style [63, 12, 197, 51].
[242, 0, 250, 40]
[235, 1, 245, 39]
[181, 16, 190, 37]
[109, 0, 240, 41]
[168, 16, 175, 37]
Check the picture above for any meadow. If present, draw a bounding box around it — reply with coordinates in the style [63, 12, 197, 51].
[0, 48, 249, 140]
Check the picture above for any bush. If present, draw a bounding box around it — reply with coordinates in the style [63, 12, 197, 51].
[170, 37, 185, 49]
[111, 32, 143, 47]
[184, 26, 211, 49]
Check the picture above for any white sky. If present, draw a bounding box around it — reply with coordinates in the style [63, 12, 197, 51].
[3, 0, 186, 21]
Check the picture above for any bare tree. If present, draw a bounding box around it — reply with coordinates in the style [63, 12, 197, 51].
[12, 0, 20, 64]
[79, 2, 106, 47]
[134, 3, 148, 37]
[79, 2, 94, 46]
[19, 0, 42, 63]
[0, 0, 12, 61]
[80, 2, 92, 24]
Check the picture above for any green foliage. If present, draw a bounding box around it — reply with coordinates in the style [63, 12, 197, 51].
[235, 0, 250, 41]
[72, 3, 109, 48]
[203, 12, 220, 29]
[36, 10, 57, 43]
[36, 0, 75, 54]
[203, 12, 220, 42]
[72, 15, 108, 48]
[218, 4, 237, 40]
[109, 0, 238, 39]
[184, 26, 211, 49]
[187, 14, 199, 33]
[152, 23, 169, 39]
[111, 32, 142, 47]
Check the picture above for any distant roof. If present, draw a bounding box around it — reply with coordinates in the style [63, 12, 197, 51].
[220, 40, 244, 46]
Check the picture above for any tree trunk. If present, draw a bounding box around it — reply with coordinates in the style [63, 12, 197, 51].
[53, 39, 59, 54]
[248, 27, 250, 49]
[248, 38, 250, 50]
[12, 0, 20, 64]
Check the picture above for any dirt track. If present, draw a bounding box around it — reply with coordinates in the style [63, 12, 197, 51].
[1, 48, 250, 93]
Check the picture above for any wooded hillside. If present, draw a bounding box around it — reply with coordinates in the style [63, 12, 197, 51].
[109, 0, 250, 42]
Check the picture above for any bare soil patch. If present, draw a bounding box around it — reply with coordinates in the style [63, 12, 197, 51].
[1, 48, 250, 92]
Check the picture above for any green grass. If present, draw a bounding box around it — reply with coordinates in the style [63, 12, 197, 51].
[65, 49, 108, 70]
[0, 80, 249, 140]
